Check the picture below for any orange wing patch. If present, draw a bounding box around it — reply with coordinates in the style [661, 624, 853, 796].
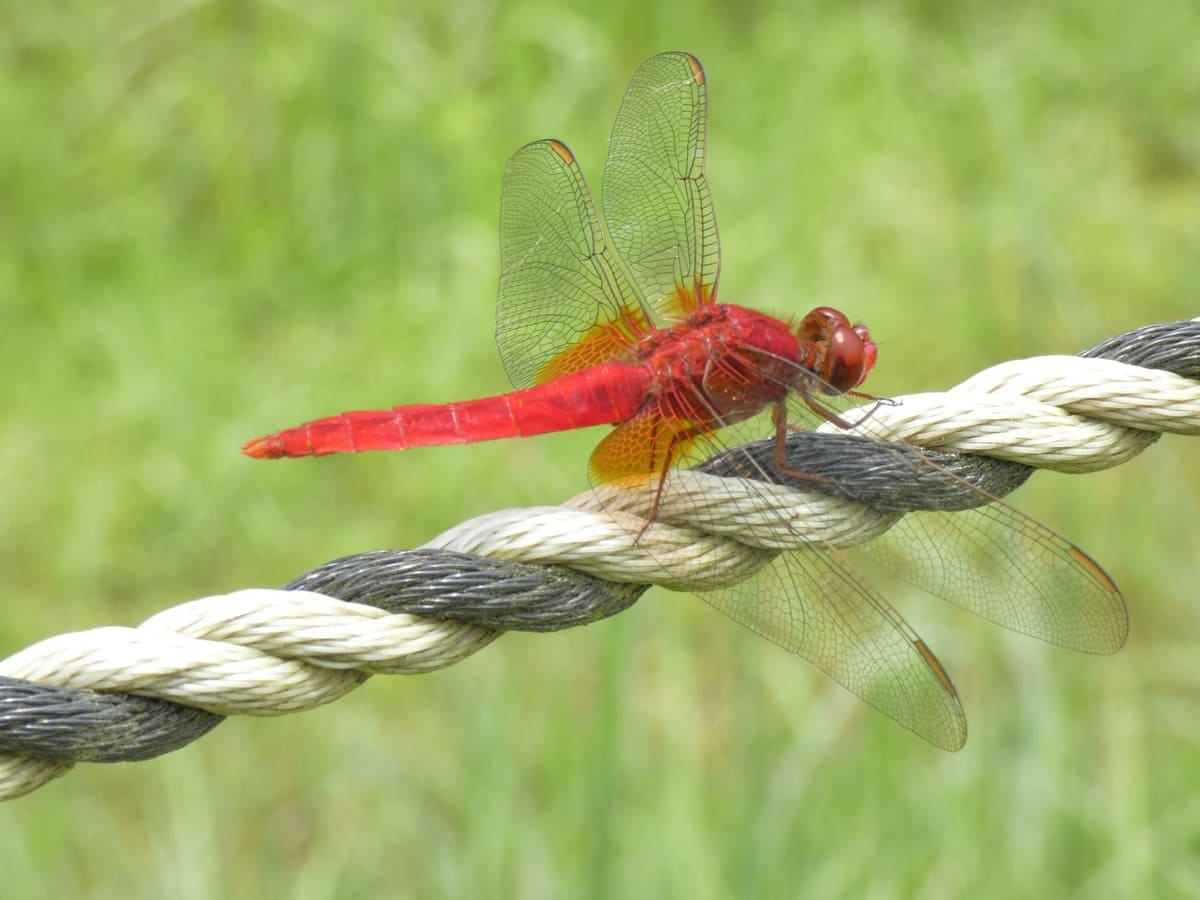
[591, 410, 690, 482]
[664, 279, 714, 319]
[588, 398, 724, 483]
[536, 305, 653, 383]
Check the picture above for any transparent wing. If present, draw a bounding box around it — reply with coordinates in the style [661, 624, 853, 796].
[700, 546, 968, 750]
[496, 139, 653, 389]
[597, 376, 1126, 747]
[753, 390, 1130, 656]
[602, 51, 720, 318]
[586, 380, 968, 747]
[862, 502, 1128, 655]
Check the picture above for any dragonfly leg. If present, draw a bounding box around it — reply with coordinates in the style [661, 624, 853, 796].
[799, 391, 856, 429]
[771, 403, 832, 483]
[639, 431, 689, 541]
[799, 389, 894, 431]
[842, 390, 897, 428]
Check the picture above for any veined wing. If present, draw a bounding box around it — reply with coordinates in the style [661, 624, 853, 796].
[703, 547, 968, 749]
[700, 390, 1129, 657]
[496, 139, 654, 390]
[635, 380, 1124, 746]
[863, 500, 1128, 655]
[586, 374, 966, 747]
[602, 51, 720, 319]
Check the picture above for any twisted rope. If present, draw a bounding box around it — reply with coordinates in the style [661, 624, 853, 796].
[2, 320, 1197, 799]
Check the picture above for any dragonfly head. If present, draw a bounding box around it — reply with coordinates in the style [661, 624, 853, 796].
[796, 307, 877, 394]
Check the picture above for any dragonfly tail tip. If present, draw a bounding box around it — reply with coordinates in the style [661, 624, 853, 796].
[241, 435, 278, 459]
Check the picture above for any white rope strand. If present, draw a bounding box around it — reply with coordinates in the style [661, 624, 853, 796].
[1, 330, 1197, 799]
[845, 355, 1200, 472]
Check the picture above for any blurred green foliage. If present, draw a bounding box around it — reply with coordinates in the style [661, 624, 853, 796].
[1, 0, 1198, 897]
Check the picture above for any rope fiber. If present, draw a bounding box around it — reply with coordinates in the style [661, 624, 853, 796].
[1, 319, 1197, 798]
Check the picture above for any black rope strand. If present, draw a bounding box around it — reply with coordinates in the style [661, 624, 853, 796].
[1081, 320, 1200, 376]
[0, 678, 225, 763]
[0, 557, 645, 762]
[0, 320, 1194, 765]
[286, 549, 644, 631]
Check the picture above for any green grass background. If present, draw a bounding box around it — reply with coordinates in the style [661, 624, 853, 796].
[2, 1, 1198, 896]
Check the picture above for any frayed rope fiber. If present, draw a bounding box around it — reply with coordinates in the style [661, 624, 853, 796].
[1, 320, 1198, 798]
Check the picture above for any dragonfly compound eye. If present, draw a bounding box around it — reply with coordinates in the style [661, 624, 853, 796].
[822, 324, 872, 394]
[853, 322, 878, 384]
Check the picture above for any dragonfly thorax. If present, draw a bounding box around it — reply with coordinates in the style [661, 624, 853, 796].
[634, 303, 808, 409]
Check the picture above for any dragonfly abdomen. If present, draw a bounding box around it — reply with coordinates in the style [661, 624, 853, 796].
[241, 362, 651, 458]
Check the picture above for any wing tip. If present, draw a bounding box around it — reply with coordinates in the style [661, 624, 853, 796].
[1066, 544, 1122, 595]
[546, 138, 575, 164]
[509, 139, 577, 169]
[915, 639, 959, 699]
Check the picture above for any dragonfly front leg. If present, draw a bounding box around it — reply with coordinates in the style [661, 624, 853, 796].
[803, 388, 896, 431]
[799, 391, 858, 430]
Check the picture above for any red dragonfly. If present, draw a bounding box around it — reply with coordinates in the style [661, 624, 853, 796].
[245, 53, 1126, 748]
